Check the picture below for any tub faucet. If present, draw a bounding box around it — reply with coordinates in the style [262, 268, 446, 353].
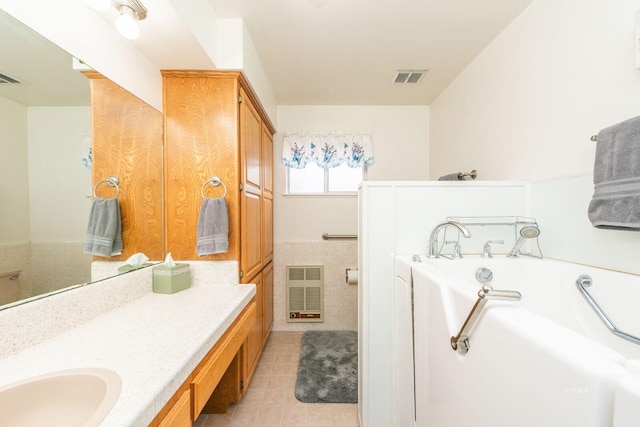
[428, 221, 471, 258]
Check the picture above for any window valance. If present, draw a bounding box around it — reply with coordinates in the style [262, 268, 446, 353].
[282, 132, 374, 169]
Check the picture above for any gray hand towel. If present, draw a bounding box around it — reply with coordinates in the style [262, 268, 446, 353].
[438, 172, 463, 181]
[197, 197, 229, 256]
[83, 198, 123, 257]
[588, 115, 640, 230]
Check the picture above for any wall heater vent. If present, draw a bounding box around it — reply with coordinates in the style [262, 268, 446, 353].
[287, 265, 324, 323]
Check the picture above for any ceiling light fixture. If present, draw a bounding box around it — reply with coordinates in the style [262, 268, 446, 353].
[85, 0, 148, 40]
[115, 5, 140, 39]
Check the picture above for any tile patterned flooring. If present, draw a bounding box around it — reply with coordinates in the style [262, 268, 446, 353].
[194, 331, 360, 427]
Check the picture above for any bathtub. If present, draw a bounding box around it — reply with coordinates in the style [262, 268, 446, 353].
[396, 256, 640, 427]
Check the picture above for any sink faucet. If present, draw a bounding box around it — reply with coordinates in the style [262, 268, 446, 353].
[428, 221, 472, 258]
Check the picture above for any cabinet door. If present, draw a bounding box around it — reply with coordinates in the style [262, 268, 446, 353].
[240, 89, 263, 281]
[261, 125, 274, 265]
[262, 261, 274, 343]
[243, 274, 263, 382]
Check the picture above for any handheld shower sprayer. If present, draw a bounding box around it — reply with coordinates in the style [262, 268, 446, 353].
[507, 225, 540, 258]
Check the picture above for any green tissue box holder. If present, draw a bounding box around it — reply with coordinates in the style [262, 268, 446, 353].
[152, 263, 191, 294]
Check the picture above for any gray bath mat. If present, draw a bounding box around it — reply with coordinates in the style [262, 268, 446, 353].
[295, 330, 358, 403]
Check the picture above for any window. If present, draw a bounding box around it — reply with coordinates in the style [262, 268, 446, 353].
[282, 131, 373, 195]
[287, 163, 366, 194]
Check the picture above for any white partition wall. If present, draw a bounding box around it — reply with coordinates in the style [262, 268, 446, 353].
[358, 181, 529, 427]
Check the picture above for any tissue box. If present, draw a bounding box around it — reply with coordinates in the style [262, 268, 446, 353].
[152, 263, 191, 294]
[117, 263, 152, 274]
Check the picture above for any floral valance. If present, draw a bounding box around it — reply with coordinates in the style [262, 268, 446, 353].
[282, 132, 374, 169]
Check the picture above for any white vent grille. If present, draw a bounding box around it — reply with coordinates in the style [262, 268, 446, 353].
[287, 265, 323, 323]
[392, 70, 427, 84]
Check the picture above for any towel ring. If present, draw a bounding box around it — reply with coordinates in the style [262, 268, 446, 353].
[93, 176, 120, 199]
[201, 176, 227, 198]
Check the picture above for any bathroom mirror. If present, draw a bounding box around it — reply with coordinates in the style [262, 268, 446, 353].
[0, 8, 161, 310]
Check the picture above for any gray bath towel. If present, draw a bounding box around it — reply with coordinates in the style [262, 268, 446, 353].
[197, 197, 229, 256]
[84, 198, 123, 257]
[438, 172, 463, 181]
[588, 115, 640, 230]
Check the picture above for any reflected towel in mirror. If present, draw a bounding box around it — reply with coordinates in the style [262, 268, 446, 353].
[83, 198, 123, 257]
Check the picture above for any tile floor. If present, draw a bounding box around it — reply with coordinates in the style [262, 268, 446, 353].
[194, 331, 360, 427]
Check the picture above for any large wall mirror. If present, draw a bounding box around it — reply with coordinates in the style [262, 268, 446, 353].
[0, 8, 162, 310]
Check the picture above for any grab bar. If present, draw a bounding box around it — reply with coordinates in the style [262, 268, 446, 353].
[451, 282, 521, 353]
[576, 275, 640, 346]
[0, 270, 21, 280]
[322, 233, 357, 240]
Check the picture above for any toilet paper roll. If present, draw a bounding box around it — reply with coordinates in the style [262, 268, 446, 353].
[346, 269, 358, 285]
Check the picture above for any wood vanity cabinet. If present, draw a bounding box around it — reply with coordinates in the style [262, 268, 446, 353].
[162, 71, 275, 391]
[150, 299, 256, 427]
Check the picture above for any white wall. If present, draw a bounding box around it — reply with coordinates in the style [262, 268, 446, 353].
[429, 0, 640, 275]
[27, 107, 92, 242]
[275, 105, 430, 242]
[430, 0, 640, 181]
[0, 97, 29, 244]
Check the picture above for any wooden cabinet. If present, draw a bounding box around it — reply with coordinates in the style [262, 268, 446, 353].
[150, 300, 256, 426]
[162, 71, 275, 391]
[84, 72, 164, 261]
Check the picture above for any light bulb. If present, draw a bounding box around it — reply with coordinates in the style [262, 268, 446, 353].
[85, 0, 111, 11]
[115, 5, 140, 40]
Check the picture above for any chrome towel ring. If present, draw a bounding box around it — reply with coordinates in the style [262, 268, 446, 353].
[201, 176, 227, 198]
[93, 176, 120, 199]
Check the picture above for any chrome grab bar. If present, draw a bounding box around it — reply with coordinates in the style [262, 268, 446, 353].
[451, 269, 521, 353]
[576, 275, 640, 346]
[0, 270, 21, 280]
[322, 233, 357, 240]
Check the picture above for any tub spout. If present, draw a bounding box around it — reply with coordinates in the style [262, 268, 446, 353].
[428, 221, 471, 258]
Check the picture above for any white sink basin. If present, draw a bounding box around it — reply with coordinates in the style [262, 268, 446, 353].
[0, 368, 122, 427]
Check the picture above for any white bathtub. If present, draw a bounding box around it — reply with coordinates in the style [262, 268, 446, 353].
[397, 256, 640, 427]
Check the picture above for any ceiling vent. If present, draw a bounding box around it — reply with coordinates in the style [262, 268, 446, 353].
[0, 73, 24, 84]
[392, 70, 427, 84]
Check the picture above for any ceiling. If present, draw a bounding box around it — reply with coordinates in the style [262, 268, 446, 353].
[0, 0, 535, 108]
[0, 9, 90, 106]
[207, 0, 535, 105]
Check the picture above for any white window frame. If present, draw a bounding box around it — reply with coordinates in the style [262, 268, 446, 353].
[285, 165, 368, 196]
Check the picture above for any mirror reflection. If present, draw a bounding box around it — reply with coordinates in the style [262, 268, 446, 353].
[0, 9, 161, 309]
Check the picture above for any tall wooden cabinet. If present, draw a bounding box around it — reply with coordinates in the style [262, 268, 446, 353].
[162, 71, 275, 390]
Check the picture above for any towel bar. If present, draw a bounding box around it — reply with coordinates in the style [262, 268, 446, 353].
[322, 233, 358, 240]
[93, 176, 120, 199]
[459, 169, 477, 179]
[201, 176, 227, 198]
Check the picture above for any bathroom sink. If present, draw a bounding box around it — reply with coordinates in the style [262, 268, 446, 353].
[0, 367, 122, 427]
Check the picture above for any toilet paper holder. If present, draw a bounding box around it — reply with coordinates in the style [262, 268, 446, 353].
[346, 268, 358, 284]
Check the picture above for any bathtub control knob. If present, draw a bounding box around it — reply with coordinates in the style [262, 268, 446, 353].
[475, 267, 493, 284]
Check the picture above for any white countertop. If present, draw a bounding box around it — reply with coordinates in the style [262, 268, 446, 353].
[0, 283, 256, 426]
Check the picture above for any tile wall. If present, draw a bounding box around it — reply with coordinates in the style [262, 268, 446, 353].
[273, 241, 358, 332]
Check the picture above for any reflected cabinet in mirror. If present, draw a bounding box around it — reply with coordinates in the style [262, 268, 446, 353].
[0, 9, 163, 310]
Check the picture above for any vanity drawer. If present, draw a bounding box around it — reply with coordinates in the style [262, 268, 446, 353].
[191, 300, 256, 418]
[158, 389, 190, 427]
